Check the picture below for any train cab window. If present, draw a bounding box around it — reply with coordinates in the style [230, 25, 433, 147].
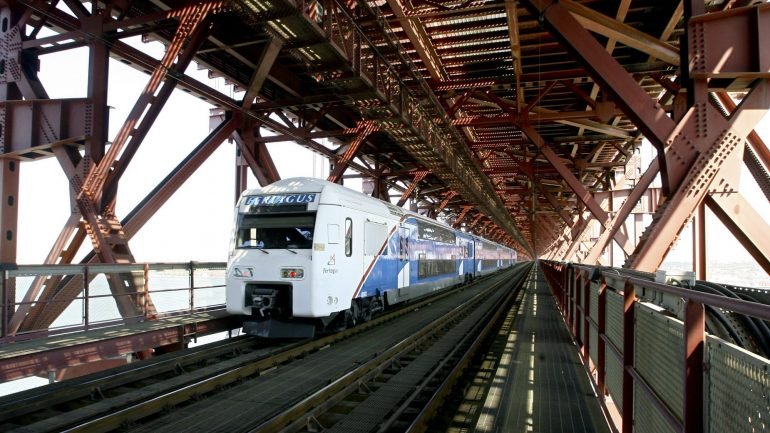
[344, 218, 352, 257]
[467, 242, 473, 257]
[236, 214, 315, 249]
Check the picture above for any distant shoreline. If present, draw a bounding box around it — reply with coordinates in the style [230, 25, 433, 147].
[661, 260, 770, 289]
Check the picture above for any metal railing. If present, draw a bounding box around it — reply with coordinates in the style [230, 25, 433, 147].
[540, 260, 770, 433]
[0, 262, 226, 343]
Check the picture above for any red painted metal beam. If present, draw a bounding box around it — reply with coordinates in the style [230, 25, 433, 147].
[583, 159, 659, 263]
[10, 117, 239, 333]
[0, 99, 93, 158]
[597, 276, 607, 397]
[452, 205, 473, 228]
[537, 181, 573, 226]
[450, 109, 614, 127]
[6, 214, 83, 335]
[96, 4, 222, 205]
[683, 299, 705, 433]
[0, 160, 19, 337]
[0, 313, 240, 382]
[706, 192, 770, 274]
[436, 191, 458, 213]
[0, 12, 24, 326]
[327, 121, 378, 183]
[621, 279, 635, 433]
[241, 38, 284, 110]
[102, 6, 218, 208]
[520, 121, 635, 256]
[397, 171, 429, 207]
[521, 0, 681, 194]
[83, 12, 110, 164]
[688, 5, 770, 79]
[235, 125, 281, 188]
[627, 80, 769, 271]
[123, 116, 240, 238]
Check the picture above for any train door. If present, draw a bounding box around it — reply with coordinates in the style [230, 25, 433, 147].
[398, 226, 410, 289]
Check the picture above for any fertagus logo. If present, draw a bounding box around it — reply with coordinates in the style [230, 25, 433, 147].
[245, 193, 316, 206]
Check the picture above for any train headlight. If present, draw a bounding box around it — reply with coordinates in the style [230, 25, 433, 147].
[281, 268, 304, 279]
[233, 267, 254, 278]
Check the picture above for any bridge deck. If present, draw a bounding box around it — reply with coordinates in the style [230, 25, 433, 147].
[468, 265, 610, 433]
[0, 310, 238, 382]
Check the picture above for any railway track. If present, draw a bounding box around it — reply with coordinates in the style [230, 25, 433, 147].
[255, 264, 532, 433]
[0, 335, 288, 431]
[0, 264, 532, 432]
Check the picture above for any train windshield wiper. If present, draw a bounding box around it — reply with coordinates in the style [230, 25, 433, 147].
[257, 248, 269, 254]
[285, 248, 298, 254]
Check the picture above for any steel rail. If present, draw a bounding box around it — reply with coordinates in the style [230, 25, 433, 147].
[29, 272, 508, 433]
[2, 339, 309, 433]
[403, 263, 534, 432]
[250, 265, 530, 433]
[0, 335, 259, 422]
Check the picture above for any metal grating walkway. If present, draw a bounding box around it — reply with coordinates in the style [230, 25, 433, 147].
[0, 310, 238, 383]
[473, 264, 611, 433]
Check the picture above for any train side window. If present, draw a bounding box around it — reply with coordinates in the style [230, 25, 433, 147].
[344, 218, 352, 256]
[328, 224, 340, 244]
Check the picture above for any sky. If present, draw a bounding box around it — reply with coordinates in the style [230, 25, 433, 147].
[17, 36, 340, 264]
[12, 32, 770, 286]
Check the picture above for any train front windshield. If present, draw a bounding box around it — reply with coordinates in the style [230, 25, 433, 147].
[236, 214, 315, 249]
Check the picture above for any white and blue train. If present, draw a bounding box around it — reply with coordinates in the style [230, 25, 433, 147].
[226, 177, 517, 337]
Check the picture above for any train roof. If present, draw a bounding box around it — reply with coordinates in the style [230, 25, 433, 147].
[243, 178, 513, 251]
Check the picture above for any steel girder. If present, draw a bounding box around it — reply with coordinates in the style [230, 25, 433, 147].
[327, 120, 378, 183]
[11, 117, 240, 333]
[234, 38, 285, 193]
[396, 171, 429, 208]
[525, 0, 770, 272]
[1, 0, 301, 333]
[347, 0, 535, 254]
[13, 5, 223, 332]
[5, 0, 767, 287]
[235, 126, 282, 190]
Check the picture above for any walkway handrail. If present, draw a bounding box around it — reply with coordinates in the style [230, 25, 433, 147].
[574, 265, 770, 320]
[1, 262, 227, 342]
[540, 259, 770, 433]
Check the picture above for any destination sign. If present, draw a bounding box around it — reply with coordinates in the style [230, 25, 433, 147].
[244, 193, 317, 206]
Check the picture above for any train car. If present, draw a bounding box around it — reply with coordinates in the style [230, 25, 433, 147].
[226, 177, 516, 338]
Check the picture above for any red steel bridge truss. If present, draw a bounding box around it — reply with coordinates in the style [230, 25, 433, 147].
[0, 0, 769, 333]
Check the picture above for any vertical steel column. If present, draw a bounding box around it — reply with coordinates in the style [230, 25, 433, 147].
[583, 272, 591, 363]
[0, 160, 18, 265]
[565, 266, 572, 327]
[684, 299, 705, 433]
[189, 262, 195, 314]
[235, 37, 283, 194]
[573, 270, 581, 340]
[0, 7, 23, 336]
[83, 12, 110, 164]
[235, 146, 249, 201]
[564, 266, 570, 324]
[570, 267, 577, 337]
[83, 266, 90, 331]
[1, 267, 6, 337]
[622, 280, 636, 433]
[0, 160, 18, 336]
[694, 203, 707, 280]
[597, 276, 607, 396]
[143, 264, 150, 319]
